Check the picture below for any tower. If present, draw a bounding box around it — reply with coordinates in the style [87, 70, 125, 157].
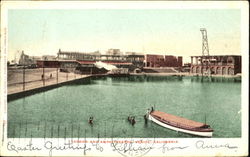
[200, 28, 210, 75]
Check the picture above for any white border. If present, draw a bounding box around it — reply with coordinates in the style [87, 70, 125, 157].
[1, 1, 248, 9]
[0, 1, 249, 156]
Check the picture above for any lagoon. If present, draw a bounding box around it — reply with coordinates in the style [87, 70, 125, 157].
[8, 75, 241, 138]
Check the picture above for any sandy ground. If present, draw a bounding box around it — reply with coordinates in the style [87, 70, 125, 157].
[7, 68, 88, 94]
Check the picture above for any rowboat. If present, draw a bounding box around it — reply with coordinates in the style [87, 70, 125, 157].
[147, 110, 213, 137]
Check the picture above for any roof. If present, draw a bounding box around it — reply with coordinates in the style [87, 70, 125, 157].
[77, 60, 132, 65]
[77, 61, 95, 64]
[104, 61, 132, 65]
[37, 60, 59, 62]
[58, 60, 78, 63]
[151, 111, 205, 128]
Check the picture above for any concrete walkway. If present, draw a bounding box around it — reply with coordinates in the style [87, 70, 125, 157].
[7, 68, 90, 95]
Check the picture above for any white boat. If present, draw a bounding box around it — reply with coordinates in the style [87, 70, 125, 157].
[147, 110, 213, 137]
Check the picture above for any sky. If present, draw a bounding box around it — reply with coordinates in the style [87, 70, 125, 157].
[8, 9, 241, 63]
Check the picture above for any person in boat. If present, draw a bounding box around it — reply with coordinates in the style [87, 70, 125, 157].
[147, 108, 150, 115]
[145, 109, 150, 122]
[150, 106, 154, 113]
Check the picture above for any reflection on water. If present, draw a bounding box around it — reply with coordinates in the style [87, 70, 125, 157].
[190, 76, 241, 83]
[69, 75, 241, 86]
[8, 75, 241, 138]
[111, 75, 184, 82]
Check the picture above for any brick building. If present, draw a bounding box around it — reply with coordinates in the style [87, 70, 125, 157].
[36, 60, 59, 68]
[190, 55, 241, 75]
[145, 54, 183, 67]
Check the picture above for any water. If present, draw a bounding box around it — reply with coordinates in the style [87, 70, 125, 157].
[8, 75, 241, 138]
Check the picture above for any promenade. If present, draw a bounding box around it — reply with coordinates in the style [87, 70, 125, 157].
[7, 68, 89, 95]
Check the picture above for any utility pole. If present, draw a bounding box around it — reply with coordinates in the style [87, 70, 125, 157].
[23, 64, 25, 91]
[57, 67, 58, 84]
[200, 28, 210, 76]
[57, 51, 59, 84]
[43, 64, 45, 86]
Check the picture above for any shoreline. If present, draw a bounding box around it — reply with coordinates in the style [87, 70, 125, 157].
[7, 72, 241, 101]
[130, 72, 241, 77]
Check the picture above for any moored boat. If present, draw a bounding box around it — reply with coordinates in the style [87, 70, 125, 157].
[147, 110, 213, 137]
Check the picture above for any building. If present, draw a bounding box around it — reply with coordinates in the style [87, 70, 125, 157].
[57, 49, 144, 70]
[145, 54, 183, 67]
[177, 57, 183, 67]
[75, 61, 132, 74]
[145, 54, 164, 67]
[18, 51, 34, 65]
[57, 49, 99, 60]
[42, 55, 57, 60]
[106, 49, 122, 55]
[30, 56, 42, 62]
[190, 55, 241, 75]
[36, 59, 134, 74]
[18, 51, 42, 65]
[36, 60, 59, 68]
[182, 63, 191, 72]
[165, 55, 182, 67]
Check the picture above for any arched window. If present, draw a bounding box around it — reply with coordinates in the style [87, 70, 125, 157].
[228, 67, 234, 75]
[216, 67, 221, 75]
[227, 57, 235, 64]
[222, 67, 227, 75]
